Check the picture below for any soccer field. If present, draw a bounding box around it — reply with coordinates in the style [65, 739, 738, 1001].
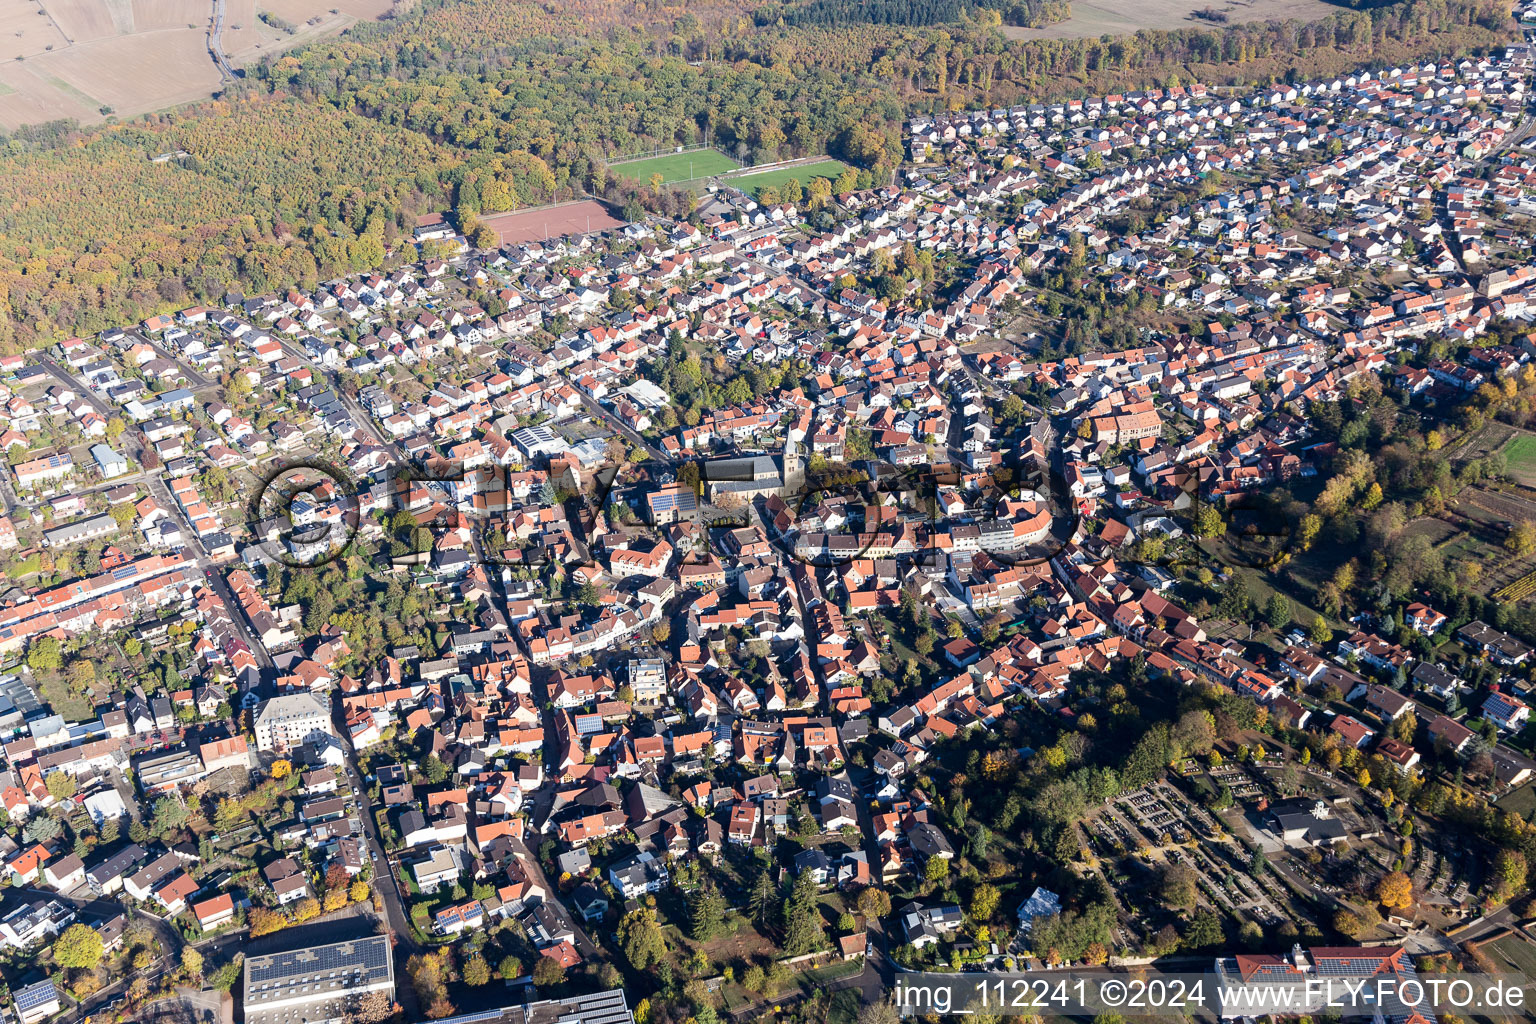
[608, 148, 739, 183]
[727, 160, 848, 197]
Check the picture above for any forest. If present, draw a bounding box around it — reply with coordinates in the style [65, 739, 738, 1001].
[0, 0, 1516, 346]
[758, 0, 1072, 30]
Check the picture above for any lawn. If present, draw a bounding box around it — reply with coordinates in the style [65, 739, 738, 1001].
[1505, 433, 1536, 486]
[608, 148, 739, 183]
[729, 160, 848, 197]
[1496, 781, 1536, 819]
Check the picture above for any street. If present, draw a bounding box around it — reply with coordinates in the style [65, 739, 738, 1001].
[336, 732, 423, 1019]
[509, 834, 600, 958]
[570, 385, 671, 464]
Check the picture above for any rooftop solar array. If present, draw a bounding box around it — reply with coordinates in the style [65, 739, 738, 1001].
[1312, 953, 1402, 976]
[648, 489, 698, 513]
[432, 988, 634, 1024]
[246, 935, 393, 997]
[13, 980, 57, 1012]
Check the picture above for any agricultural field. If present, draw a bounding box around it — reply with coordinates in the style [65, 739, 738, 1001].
[225, 0, 404, 63]
[1446, 483, 1536, 598]
[1450, 420, 1518, 469]
[726, 159, 847, 198]
[1504, 431, 1536, 487]
[607, 147, 739, 184]
[0, 0, 403, 128]
[1002, 0, 1336, 39]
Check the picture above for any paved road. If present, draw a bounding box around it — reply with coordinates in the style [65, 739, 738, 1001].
[38, 357, 115, 419]
[208, 0, 236, 81]
[139, 331, 214, 390]
[140, 470, 273, 674]
[272, 334, 403, 464]
[509, 833, 599, 958]
[333, 734, 423, 1020]
[570, 385, 671, 463]
[64, 953, 172, 1023]
[34, 355, 153, 470]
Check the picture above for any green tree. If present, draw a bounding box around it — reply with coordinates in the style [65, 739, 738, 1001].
[1264, 593, 1292, 631]
[781, 871, 827, 955]
[689, 885, 726, 941]
[747, 867, 777, 929]
[618, 906, 667, 970]
[151, 796, 189, 837]
[1194, 502, 1227, 539]
[420, 755, 449, 784]
[26, 637, 62, 673]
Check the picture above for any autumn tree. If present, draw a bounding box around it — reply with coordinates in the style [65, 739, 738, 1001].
[182, 947, 204, 982]
[531, 955, 566, 986]
[1508, 521, 1536, 558]
[1492, 849, 1528, 904]
[858, 886, 892, 920]
[249, 907, 287, 937]
[348, 990, 393, 1024]
[970, 884, 1001, 922]
[46, 772, 76, 802]
[1194, 502, 1227, 539]
[52, 923, 103, 968]
[1375, 870, 1414, 910]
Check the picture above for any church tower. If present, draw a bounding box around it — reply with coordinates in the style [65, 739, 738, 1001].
[781, 439, 805, 497]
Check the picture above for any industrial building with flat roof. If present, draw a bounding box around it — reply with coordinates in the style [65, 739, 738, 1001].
[243, 934, 394, 1024]
[430, 988, 634, 1024]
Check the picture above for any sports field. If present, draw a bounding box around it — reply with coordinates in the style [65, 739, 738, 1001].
[728, 160, 848, 198]
[1484, 932, 1536, 977]
[1503, 433, 1536, 485]
[479, 200, 624, 245]
[608, 148, 739, 184]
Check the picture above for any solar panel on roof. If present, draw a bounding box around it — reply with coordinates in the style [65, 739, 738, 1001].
[14, 981, 57, 1011]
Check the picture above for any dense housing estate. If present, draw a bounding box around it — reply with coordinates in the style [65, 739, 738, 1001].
[1, 27, 1536, 1024]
